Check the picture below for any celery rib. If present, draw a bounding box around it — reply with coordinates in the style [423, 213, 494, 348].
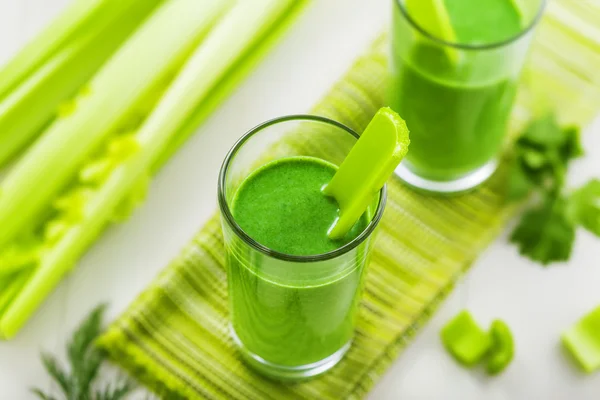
[0, 0, 308, 339]
[0, 0, 233, 339]
[0, 0, 112, 102]
[0, 0, 229, 251]
[153, 0, 310, 171]
[0, 0, 164, 167]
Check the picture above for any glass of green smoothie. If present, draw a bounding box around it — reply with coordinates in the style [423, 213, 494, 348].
[218, 116, 386, 380]
[390, 0, 546, 193]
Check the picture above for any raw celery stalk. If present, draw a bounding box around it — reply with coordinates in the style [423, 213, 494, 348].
[0, 0, 115, 101]
[148, 0, 298, 167]
[0, 0, 163, 167]
[0, 0, 298, 339]
[0, 0, 229, 251]
[153, 0, 310, 171]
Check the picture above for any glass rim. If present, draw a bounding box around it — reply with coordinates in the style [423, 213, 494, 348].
[218, 114, 388, 263]
[393, 0, 547, 50]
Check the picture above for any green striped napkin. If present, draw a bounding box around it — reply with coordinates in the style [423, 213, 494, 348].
[99, 1, 600, 398]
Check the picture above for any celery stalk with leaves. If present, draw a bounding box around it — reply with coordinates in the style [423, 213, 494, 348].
[0, 0, 309, 339]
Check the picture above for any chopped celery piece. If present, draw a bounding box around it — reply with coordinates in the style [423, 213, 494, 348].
[562, 306, 600, 373]
[0, 0, 229, 251]
[441, 310, 491, 366]
[486, 320, 515, 375]
[0, 0, 163, 167]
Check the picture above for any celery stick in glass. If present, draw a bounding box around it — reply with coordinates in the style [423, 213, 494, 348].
[323, 107, 409, 239]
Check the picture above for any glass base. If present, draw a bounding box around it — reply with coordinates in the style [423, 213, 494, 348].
[230, 326, 351, 381]
[395, 160, 498, 195]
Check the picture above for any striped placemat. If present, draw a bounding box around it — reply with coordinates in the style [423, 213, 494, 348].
[99, 1, 600, 398]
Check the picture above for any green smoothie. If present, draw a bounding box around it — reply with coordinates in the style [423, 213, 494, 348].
[390, 0, 524, 181]
[232, 156, 367, 255]
[227, 156, 370, 368]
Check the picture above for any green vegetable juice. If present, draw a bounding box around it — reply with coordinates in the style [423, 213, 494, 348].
[390, 0, 525, 181]
[228, 156, 369, 368]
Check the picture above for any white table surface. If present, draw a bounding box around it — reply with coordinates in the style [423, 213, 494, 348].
[1, 1, 599, 399]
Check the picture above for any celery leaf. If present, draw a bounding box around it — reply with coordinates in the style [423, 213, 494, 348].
[509, 198, 575, 265]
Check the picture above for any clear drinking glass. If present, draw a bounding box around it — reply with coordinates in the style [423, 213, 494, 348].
[218, 116, 386, 380]
[390, 0, 546, 193]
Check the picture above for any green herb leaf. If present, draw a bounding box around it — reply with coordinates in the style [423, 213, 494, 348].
[507, 159, 535, 201]
[34, 304, 137, 400]
[559, 126, 584, 164]
[566, 179, 600, 236]
[31, 388, 58, 400]
[518, 113, 566, 149]
[521, 146, 548, 170]
[40, 353, 70, 394]
[509, 198, 575, 265]
[507, 112, 590, 266]
[94, 379, 137, 400]
[67, 304, 107, 400]
[511, 114, 583, 197]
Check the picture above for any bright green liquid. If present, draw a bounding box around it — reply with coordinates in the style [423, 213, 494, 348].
[390, 0, 523, 180]
[228, 156, 369, 368]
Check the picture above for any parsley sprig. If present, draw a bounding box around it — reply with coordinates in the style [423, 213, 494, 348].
[508, 114, 600, 265]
